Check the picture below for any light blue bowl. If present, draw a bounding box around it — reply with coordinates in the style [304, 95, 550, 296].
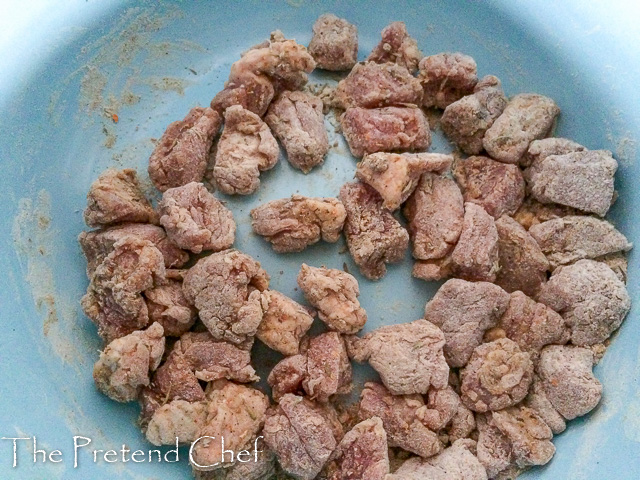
[0, 1, 638, 478]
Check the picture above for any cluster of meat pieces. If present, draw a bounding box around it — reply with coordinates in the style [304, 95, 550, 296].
[78, 12, 634, 480]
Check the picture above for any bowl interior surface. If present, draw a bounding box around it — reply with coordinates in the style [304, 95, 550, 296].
[0, 0, 639, 478]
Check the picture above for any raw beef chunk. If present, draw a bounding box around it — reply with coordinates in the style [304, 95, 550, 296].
[441, 75, 507, 154]
[460, 338, 534, 412]
[356, 152, 452, 211]
[84, 168, 158, 227]
[494, 215, 549, 297]
[483, 94, 560, 164]
[339, 182, 409, 280]
[335, 61, 423, 109]
[525, 149, 618, 216]
[529, 215, 632, 268]
[265, 90, 329, 173]
[404, 173, 464, 260]
[297, 264, 367, 334]
[358, 382, 441, 458]
[367, 21, 422, 73]
[348, 319, 449, 395]
[537, 345, 602, 420]
[251, 195, 346, 253]
[158, 182, 235, 254]
[82, 237, 166, 342]
[212, 105, 279, 195]
[148, 107, 222, 191]
[424, 279, 510, 368]
[182, 250, 270, 347]
[93, 322, 165, 402]
[450, 203, 500, 282]
[341, 106, 431, 157]
[257, 290, 314, 356]
[263, 394, 342, 480]
[537, 259, 630, 345]
[453, 155, 525, 219]
[418, 53, 478, 109]
[308, 14, 358, 71]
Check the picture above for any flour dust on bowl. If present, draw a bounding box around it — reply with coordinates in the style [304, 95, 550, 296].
[0, 1, 638, 479]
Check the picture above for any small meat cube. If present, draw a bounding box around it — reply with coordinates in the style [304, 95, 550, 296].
[264, 394, 342, 480]
[81, 237, 166, 342]
[441, 75, 508, 155]
[339, 182, 409, 280]
[424, 279, 510, 367]
[251, 195, 346, 253]
[453, 156, 525, 219]
[84, 169, 158, 228]
[269, 332, 352, 403]
[490, 406, 555, 467]
[327, 417, 389, 480]
[404, 173, 464, 260]
[182, 250, 270, 347]
[268, 354, 308, 401]
[257, 290, 314, 356]
[525, 150, 618, 216]
[476, 413, 514, 478]
[158, 182, 235, 254]
[412, 256, 453, 282]
[145, 280, 197, 337]
[367, 21, 422, 73]
[341, 106, 431, 158]
[228, 33, 316, 93]
[358, 382, 441, 458]
[79, 223, 188, 276]
[175, 331, 258, 383]
[348, 319, 449, 395]
[297, 264, 367, 334]
[521, 136, 585, 168]
[419, 386, 462, 431]
[496, 291, 569, 356]
[308, 14, 358, 71]
[191, 380, 269, 471]
[265, 90, 329, 173]
[450, 203, 500, 282]
[388, 440, 488, 480]
[537, 345, 602, 420]
[494, 215, 549, 297]
[418, 53, 478, 109]
[513, 196, 579, 230]
[447, 403, 476, 444]
[483, 94, 560, 164]
[211, 73, 275, 117]
[193, 442, 276, 480]
[537, 259, 631, 345]
[356, 152, 452, 211]
[146, 399, 207, 446]
[529, 216, 632, 269]
[93, 322, 165, 402]
[335, 62, 423, 109]
[212, 105, 279, 195]
[303, 332, 352, 402]
[148, 107, 222, 191]
[139, 353, 206, 428]
[460, 338, 534, 412]
[524, 378, 566, 434]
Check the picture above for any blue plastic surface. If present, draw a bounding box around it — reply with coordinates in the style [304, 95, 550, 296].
[0, 1, 638, 478]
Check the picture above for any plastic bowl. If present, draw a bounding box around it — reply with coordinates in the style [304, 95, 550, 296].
[0, 1, 638, 478]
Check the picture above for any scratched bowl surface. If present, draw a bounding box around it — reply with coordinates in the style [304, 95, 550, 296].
[0, 1, 639, 478]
